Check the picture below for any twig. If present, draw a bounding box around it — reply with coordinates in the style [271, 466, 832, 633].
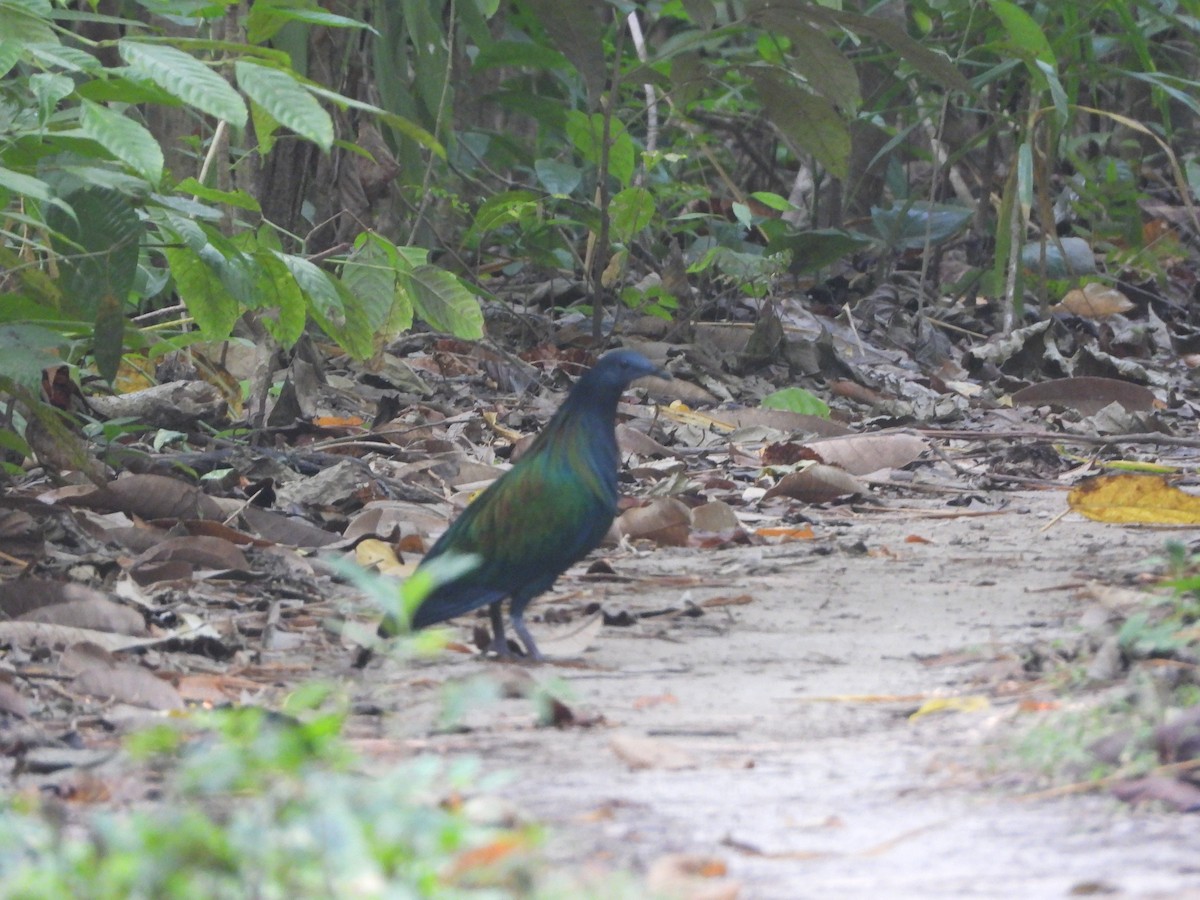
[920, 427, 1200, 449]
[1018, 757, 1200, 803]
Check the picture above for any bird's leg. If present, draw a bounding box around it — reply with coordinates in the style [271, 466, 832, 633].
[486, 601, 514, 657]
[509, 609, 544, 662]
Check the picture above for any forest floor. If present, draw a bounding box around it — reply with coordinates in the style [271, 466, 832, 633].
[348, 488, 1200, 899]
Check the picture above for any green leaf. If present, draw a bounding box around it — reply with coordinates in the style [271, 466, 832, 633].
[749, 69, 850, 180]
[761, 225, 871, 274]
[275, 251, 345, 326]
[119, 40, 247, 126]
[303, 83, 446, 159]
[174, 178, 262, 213]
[988, 0, 1056, 67]
[235, 61, 333, 151]
[45, 187, 141, 321]
[0, 324, 67, 389]
[250, 248, 305, 347]
[342, 235, 406, 335]
[565, 111, 636, 187]
[0, 166, 52, 201]
[25, 43, 101, 73]
[164, 244, 239, 341]
[761, 387, 830, 418]
[749, 192, 792, 212]
[247, 0, 375, 45]
[92, 290, 125, 383]
[751, 13, 861, 112]
[80, 100, 164, 183]
[535, 158, 582, 197]
[870, 203, 972, 251]
[403, 265, 484, 339]
[0, 0, 55, 44]
[522, 0, 608, 100]
[0, 39, 22, 78]
[610, 187, 655, 243]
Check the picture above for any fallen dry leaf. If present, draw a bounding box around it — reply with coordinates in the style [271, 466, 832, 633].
[1068, 474, 1200, 525]
[618, 498, 692, 546]
[803, 432, 928, 475]
[646, 853, 740, 900]
[1012, 376, 1156, 416]
[1050, 281, 1134, 319]
[609, 733, 697, 770]
[764, 463, 866, 503]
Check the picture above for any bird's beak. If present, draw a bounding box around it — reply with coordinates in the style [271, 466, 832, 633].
[637, 363, 672, 385]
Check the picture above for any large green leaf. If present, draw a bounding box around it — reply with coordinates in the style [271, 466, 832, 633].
[235, 61, 333, 151]
[342, 236, 404, 334]
[119, 40, 247, 126]
[80, 100, 164, 183]
[163, 244, 239, 342]
[0, 324, 67, 389]
[610, 187, 655, 243]
[0, 0, 55, 44]
[45, 186, 141, 320]
[250, 248, 306, 347]
[749, 69, 850, 180]
[402, 266, 484, 339]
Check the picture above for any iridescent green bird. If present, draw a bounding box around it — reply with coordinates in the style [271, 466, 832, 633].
[380, 349, 669, 660]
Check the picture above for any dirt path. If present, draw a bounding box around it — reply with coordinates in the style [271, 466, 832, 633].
[351, 491, 1200, 898]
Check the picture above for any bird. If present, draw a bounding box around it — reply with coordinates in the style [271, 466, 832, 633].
[374, 348, 669, 661]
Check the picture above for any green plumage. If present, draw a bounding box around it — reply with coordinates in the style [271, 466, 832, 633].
[380, 349, 668, 659]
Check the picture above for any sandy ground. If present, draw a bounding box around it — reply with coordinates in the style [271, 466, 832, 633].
[350, 491, 1200, 898]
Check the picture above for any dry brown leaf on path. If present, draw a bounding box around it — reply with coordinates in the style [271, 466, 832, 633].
[618, 498, 692, 546]
[609, 733, 697, 770]
[67, 473, 227, 521]
[646, 853, 741, 900]
[764, 463, 867, 503]
[802, 432, 928, 475]
[1012, 376, 1156, 416]
[0, 580, 145, 635]
[1068, 474, 1200, 524]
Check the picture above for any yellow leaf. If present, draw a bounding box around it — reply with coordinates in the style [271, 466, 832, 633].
[1049, 282, 1133, 319]
[354, 538, 413, 576]
[909, 695, 990, 721]
[1068, 474, 1200, 524]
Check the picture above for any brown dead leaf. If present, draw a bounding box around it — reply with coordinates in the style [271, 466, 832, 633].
[764, 463, 867, 503]
[72, 659, 184, 711]
[632, 693, 679, 710]
[68, 474, 226, 521]
[618, 498, 692, 546]
[1068, 474, 1200, 524]
[609, 733, 697, 770]
[1012, 377, 1156, 416]
[691, 500, 740, 533]
[700, 594, 754, 608]
[20, 597, 146, 635]
[1110, 776, 1200, 811]
[0, 580, 146, 635]
[646, 853, 740, 900]
[1050, 282, 1134, 319]
[132, 535, 251, 572]
[754, 525, 815, 541]
[0, 680, 29, 718]
[238, 506, 340, 548]
[803, 432, 928, 475]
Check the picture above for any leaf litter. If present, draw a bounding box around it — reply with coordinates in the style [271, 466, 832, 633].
[6, 279, 1200, 893]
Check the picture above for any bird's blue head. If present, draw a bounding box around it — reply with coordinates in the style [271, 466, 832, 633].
[581, 348, 670, 393]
